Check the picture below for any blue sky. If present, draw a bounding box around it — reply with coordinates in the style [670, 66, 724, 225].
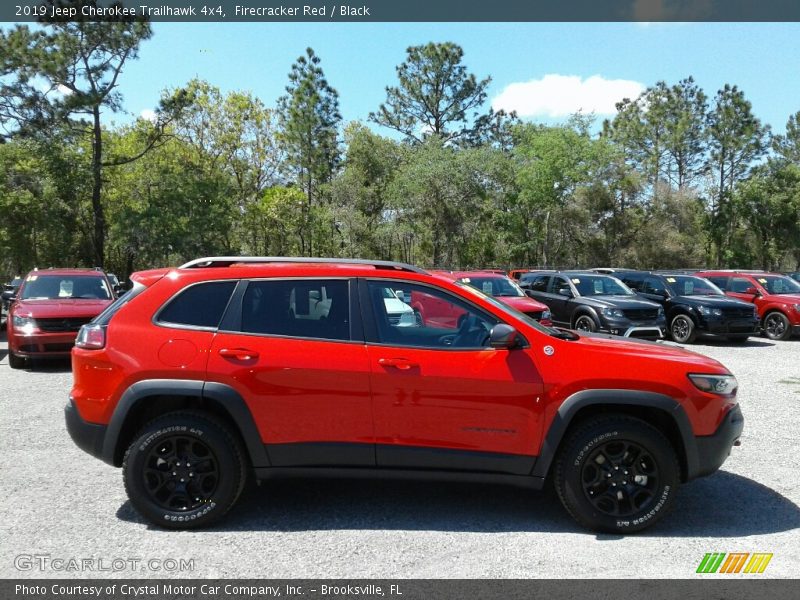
[111, 22, 799, 134]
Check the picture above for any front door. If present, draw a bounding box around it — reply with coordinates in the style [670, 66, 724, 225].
[362, 279, 545, 475]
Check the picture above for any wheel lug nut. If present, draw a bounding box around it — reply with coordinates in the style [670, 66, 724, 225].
[176, 462, 181, 467]
[172, 471, 177, 476]
[189, 472, 194, 477]
[180, 478, 185, 482]
[614, 466, 619, 470]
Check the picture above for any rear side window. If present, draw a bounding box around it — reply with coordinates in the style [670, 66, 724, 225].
[728, 277, 752, 293]
[94, 285, 146, 326]
[707, 276, 729, 290]
[240, 279, 350, 341]
[157, 281, 236, 329]
[524, 274, 551, 292]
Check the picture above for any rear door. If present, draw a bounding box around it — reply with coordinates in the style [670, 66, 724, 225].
[362, 279, 545, 474]
[546, 276, 573, 326]
[206, 277, 375, 467]
[725, 276, 759, 304]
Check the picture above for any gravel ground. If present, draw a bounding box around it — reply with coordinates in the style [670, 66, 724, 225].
[0, 331, 798, 579]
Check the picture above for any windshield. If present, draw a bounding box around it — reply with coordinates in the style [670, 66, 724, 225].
[570, 275, 633, 297]
[664, 276, 724, 296]
[460, 276, 525, 298]
[758, 275, 800, 295]
[21, 275, 112, 300]
[455, 281, 554, 334]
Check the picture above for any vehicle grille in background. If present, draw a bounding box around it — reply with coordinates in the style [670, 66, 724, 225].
[623, 309, 659, 321]
[35, 317, 93, 332]
[722, 307, 756, 318]
[525, 311, 543, 320]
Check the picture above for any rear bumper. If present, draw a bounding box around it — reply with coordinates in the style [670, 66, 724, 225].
[690, 404, 744, 479]
[65, 398, 107, 460]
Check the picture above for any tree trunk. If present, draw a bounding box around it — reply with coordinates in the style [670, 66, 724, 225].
[91, 106, 106, 267]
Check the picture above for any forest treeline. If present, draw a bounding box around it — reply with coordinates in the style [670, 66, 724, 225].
[1, 16, 799, 280]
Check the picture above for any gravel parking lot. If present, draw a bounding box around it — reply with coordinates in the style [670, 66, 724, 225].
[0, 331, 798, 579]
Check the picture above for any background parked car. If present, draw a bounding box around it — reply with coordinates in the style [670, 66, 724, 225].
[433, 271, 553, 326]
[787, 272, 800, 283]
[521, 271, 665, 340]
[1, 275, 23, 324]
[697, 270, 800, 341]
[616, 271, 759, 343]
[6, 268, 116, 369]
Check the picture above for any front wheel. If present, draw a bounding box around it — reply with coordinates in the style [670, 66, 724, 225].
[554, 415, 679, 533]
[763, 311, 791, 341]
[8, 352, 26, 370]
[574, 315, 597, 333]
[670, 314, 697, 344]
[123, 411, 247, 529]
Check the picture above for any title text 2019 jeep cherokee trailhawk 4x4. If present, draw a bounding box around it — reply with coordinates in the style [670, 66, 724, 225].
[66, 257, 743, 533]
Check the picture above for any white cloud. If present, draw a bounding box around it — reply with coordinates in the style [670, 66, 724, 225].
[492, 74, 645, 119]
[139, 109, 157, 122]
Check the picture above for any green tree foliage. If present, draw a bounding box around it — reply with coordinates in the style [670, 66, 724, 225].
[370, 42, 510, 146]
[277, 47, 341, 256]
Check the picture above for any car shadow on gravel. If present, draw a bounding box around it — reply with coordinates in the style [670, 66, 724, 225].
[116, 470, 800, 537]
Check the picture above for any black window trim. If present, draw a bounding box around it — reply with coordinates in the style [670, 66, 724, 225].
[218, 276, 364, 344]
[153, 278, 239, 332]
[359, 277, 526, 351]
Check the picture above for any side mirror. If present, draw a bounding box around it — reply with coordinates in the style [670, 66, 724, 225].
[745, 286, 759, 296]
[394, 290, 406, 301]
[558, 287, 573, 297]
[489, 324, 521, 349]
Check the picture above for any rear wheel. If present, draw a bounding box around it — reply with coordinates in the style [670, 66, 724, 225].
[554, 415, 679, 533]
[123, 411, 247, 529]
[8, 352, 26, 370]
[763, 311, 791, 341]
[670, 314, 696, 344]
[574, 315, 597, 333]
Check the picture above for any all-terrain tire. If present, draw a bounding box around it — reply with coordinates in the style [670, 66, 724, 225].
[554, 415, 679, 533]
[123, 411, 247, 529]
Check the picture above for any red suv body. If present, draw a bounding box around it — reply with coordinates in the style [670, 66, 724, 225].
[696, 270, 800, 341]
[7, 269, 115, 369]
[431, 271, 553, 326]
[66, 258, 743, 533]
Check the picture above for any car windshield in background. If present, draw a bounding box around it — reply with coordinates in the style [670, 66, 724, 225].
[571, 275, 633, 296]
[665, 276, 724, 296]
[21, 275, 111, 300]
[461, 276, 525, 297]
[455, 281, 553, 333]
[759, 275, 800, 294]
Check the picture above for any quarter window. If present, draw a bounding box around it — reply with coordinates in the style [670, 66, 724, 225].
[157, 281, 236, 329]
[240, 280, 350, 341]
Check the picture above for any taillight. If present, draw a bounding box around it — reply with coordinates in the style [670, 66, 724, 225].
[75, 324, 106, 349]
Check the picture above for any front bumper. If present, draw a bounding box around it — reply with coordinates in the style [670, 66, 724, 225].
[604, 316, 667, 340]
[792, 325, 800, 337]
[700, 316, 760, 336]
[10, 330, 80, 356]
[65, 398, 107, 460]
[690, 404, 744, 479]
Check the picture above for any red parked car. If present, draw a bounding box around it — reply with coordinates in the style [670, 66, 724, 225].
[697, 270, 800, 341]
[7, 268, 115, 369]
[431, 270, 552, 326]
[66, 257, 742, 533]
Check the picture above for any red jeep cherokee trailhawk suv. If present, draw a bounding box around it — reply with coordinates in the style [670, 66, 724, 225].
[8, 268, 115, 369]
[66, 257, 743, 532]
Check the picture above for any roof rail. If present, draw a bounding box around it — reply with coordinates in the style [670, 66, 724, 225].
[178, 256, 429, 275]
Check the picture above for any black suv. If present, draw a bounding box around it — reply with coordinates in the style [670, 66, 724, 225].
[1, 276, 23, 325]
[520, 271, 665, 339]
[617, 272, 760, 344]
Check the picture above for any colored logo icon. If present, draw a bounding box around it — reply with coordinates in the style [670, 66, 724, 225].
[696, 553, 773, 574]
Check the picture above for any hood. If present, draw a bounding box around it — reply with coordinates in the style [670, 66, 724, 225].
[572, 331, 726, 370]
[12, 298, 112, 319]
[578, 295, 660, 310]
[675, 294, 753, 308]
[498, 295, 549, 312]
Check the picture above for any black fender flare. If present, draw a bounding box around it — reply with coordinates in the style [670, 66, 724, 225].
[531, 389, 699, 480]
[101, 379, 269, 468]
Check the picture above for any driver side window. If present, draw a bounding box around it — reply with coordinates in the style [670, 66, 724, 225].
[366, 281, 498, 349]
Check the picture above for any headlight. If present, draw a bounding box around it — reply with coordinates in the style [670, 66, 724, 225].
[688, 373, 738, 396]
[541, 310, 552, 321]
[697, 305, 722, 317]
[602, 307, 625, 319]
[12, 315, 36, 335]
